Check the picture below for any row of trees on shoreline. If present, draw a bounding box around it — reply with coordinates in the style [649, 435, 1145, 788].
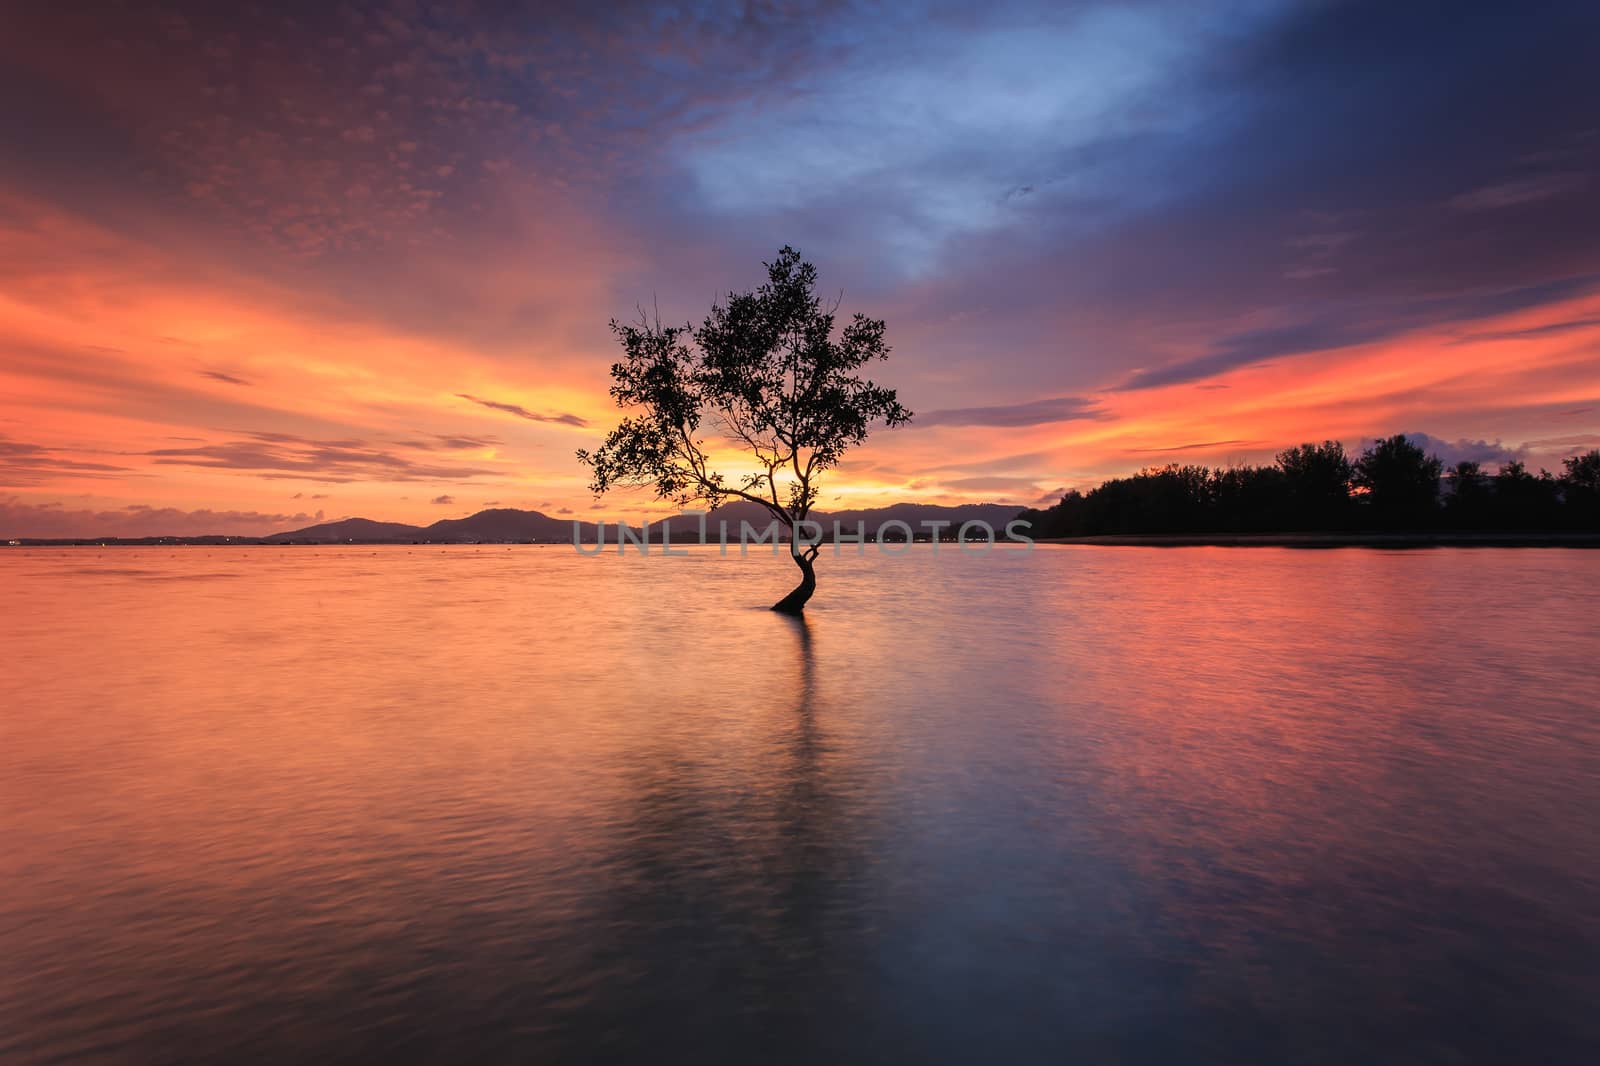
[1019, 438, 1600, 537]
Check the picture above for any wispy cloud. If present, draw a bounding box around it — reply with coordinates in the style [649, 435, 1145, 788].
[1453, 315, 1600, 344]
[0, 436, 131, 486]
[456, 394, 587, 427]
[1, 495, 319, 538]
[1448, 173, 1587, 212]
[941, 475, 1057, 495]
[918, 396, 1108, 428]
[1522, 433, 1600, 452]
[146, 432, 501, 482]
[1129, 439, 1257, 453]
[1117, 275, 1600, 390]
[391, 433, 501, 451]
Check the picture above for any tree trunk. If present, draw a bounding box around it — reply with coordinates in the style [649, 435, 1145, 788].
[770, 550, 817, 614]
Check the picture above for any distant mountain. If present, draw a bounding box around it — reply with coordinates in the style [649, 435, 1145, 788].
[642, 500, 778, 541]
[421, 508, 603, 543]
[264, 501, 1027, 544]
[264, 517, 425, 542]
[267, 508, 613, 543]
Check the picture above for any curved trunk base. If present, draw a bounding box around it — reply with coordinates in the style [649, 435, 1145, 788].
[770, 553, 817, 614]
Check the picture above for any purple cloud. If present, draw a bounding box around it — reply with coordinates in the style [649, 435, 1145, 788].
[918, 396, 1108, 428]
[146, 432, 501, 482]
[456, 394, 587, 427]
[1, 496, 318, 538]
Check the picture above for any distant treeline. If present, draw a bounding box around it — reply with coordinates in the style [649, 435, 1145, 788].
[1020, 438, 1600, 536]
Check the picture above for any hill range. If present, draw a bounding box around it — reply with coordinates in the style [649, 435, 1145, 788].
[268, 501, 1026, 544]
[5, 501, 1026, 546]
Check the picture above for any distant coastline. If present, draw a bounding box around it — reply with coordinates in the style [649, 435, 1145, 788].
[10, 531, 1600, 549]
[9, 440, 1598, 547]
[1037, 532, 1600, 548]
[2, 500, 1027, 547]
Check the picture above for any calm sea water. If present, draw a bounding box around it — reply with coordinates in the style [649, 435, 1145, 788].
[2, 545, 1598, 1064]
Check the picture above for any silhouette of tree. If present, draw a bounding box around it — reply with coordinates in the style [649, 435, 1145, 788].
[1446, 460, 1490, 527]
[577, 247, 911, 612]
[1493, 459, 1561, 529]
[1275, 441, 1352, 529]
[1561, 449, 1600, 528]
[1353, 435, 1443, 525]
[1211, 464, 1288, 532]
[1563, 449, 1600, 493]
[1019, 440, 1594, 538]
[1120, 464, 1212, 532]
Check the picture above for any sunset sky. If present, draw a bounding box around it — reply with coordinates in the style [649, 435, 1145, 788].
[3, 0, 1598, 537]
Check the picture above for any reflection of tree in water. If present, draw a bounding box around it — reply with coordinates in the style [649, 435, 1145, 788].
[554, 613, 881, 1062]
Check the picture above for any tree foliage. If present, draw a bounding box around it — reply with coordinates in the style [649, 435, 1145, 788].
[1276, 440, 1353, 525]
[1020, 442, 1600, 537]
[576, 246, 911, 610]
[1353, 434, 1443, 523]
[1563, 450, 1600, 526]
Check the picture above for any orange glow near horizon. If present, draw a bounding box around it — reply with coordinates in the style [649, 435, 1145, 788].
[4, 188, 1599, 537]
